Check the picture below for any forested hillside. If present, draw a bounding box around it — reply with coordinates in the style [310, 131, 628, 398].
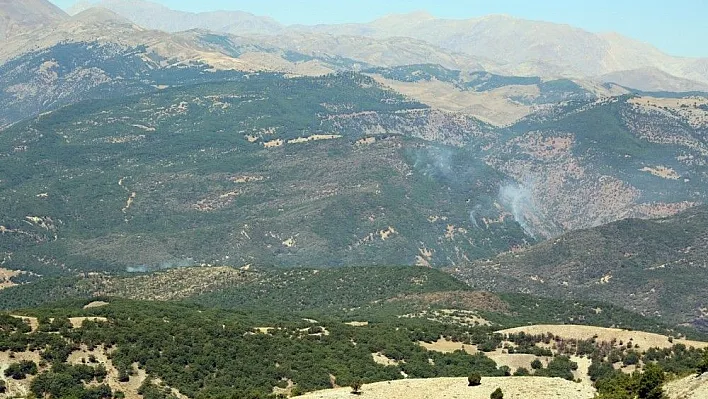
[452, 205, 708, 329]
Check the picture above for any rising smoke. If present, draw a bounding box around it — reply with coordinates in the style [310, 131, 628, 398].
[127, 258, 196, 273]
[413, 146, 454, 180]
[498, 180, 538, 238]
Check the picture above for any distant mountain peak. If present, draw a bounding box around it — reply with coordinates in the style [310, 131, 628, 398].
[65, 0, 283, 35]
[71, 6, 133, 26]
[370, 10, 436, 26]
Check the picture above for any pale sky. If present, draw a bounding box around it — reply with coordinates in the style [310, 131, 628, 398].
[50, 0, 708, 58]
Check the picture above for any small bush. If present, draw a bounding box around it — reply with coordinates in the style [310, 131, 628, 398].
[351, 379, 363, 395]
[531, 359, 543, 370]
[490, 387, 504, 399]
[468, 373, 482, 386]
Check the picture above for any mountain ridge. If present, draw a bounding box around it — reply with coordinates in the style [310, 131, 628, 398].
[59, 0, 708, 86]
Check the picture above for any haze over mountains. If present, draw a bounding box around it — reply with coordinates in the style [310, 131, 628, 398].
[67, 0, 708, 89]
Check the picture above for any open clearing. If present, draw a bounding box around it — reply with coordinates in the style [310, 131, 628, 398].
[665, 372, 708, 399]
[296, 377, 595, 399]
[497, 325, 708, 350]
[417, 337, 592, 385]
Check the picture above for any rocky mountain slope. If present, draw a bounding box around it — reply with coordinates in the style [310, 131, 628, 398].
[492, 95, 708, 237]
[450, 205, 708, 330]
[0, 9, 369, 128]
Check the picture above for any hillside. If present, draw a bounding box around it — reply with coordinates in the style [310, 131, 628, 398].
[0, 265, 696, 341]
[451, 205, 708, 329]
[365, 64, 602, 125]
[1, 69, 707, 274]
[0, 290, 705, 399]
[0, 19, 368, 128]
[493, 95, 708, 237]
[0, 72, 535, 274]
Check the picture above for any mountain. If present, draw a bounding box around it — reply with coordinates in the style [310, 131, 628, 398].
[0, 13, 249, 129]
[492, 94, 708, 237]
[1, 71, 706, 277]
[450, 205, 708, 330]
[599, 67, 708, 93]
[0, 72, 533, 276]
[293, 13, 708, 84]
[68, 0, 283, 35]
[0, 18, 372, 128]
[0, 0, 67, 39]
[66, 2, 708, 89]
[363, 64, 606, 126]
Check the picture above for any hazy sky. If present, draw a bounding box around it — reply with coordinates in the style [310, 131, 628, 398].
[51, 0, 708, 58]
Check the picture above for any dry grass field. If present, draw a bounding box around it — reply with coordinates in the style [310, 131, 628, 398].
[296, 377, 596, 399]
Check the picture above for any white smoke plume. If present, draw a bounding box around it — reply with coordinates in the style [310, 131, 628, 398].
[498, 181, 538, 238]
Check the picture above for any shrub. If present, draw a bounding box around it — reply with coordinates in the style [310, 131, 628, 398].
[623, 351, 640, 366]
[638, 363, 665, 399]
[468, 373, 482, 386]
[4, 360, 38, 380]
[531, 359, 543, 370]
[490, 387, 504, 399]
[351, 379, 363, 395]
[698, 351, 708, 376]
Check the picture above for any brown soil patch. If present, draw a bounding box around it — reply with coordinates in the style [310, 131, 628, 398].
[496, 325, 708, 350]
[419, 338, 476, 354]
[640, 166, 681, 180]
[372, 353, 401, 366]
[486, 350, 550, 372]
[371, 77, 536, 127]
[297, 377, 596, 399]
